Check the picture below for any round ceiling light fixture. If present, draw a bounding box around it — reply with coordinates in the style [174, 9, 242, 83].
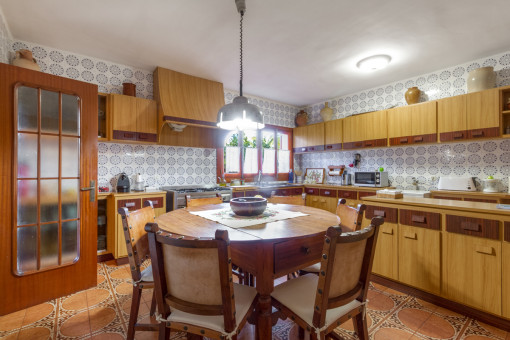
[356, 54, 392, 71]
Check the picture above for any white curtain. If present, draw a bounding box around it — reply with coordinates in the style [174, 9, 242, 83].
[225, 147, 240, 173]
[243, 148, 258, 174]
[278, 150, 290, 173]
[262, 149, 275, 174]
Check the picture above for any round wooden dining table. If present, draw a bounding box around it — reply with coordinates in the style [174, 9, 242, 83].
[155, 203, 340, 340]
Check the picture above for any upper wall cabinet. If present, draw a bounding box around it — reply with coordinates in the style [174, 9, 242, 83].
[343, 110, 387, 149]
[110, 94, 158, 143]
[324, 119, 343, 151]
[293, 123, 324, 153]
[438, 88, 499, 142]
[388, 101, 437, 146]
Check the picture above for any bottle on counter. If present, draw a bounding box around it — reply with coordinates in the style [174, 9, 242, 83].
[288, 169, 294, 183]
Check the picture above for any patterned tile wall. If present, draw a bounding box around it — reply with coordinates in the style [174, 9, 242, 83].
[297, 139, 510, 192]
[0, 7, 11, 63]
[296, 50, 510, 192]
[98, 143, 217, 190]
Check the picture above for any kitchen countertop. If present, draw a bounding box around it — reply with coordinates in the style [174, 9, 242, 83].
[430, 190, 510, 198]
[97, 191, 166, 198]
[230, 183, 393, 191]
[361, 196, 510, 216]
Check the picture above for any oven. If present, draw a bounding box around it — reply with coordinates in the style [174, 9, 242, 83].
[162, 186, 232, 212]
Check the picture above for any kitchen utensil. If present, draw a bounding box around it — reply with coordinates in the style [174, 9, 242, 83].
[230, 197, 267, 216]
[116, 173, 130, 192]
[437, 176, 476, 191]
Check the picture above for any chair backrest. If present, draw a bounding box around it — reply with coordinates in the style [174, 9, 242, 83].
[267, 193, 306, 205]
[186, 193, 223, 207]
[118, 201, 155, 281]
[312, 216, 384, 328]
[146, 225, 237, 333]
[336, 198, 366, 231]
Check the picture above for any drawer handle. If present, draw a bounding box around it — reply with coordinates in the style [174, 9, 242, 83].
[138, 134, 148, 139]
[324, 191, 330, 195]
[301, 148, 306, 152]
[453, 132, 464, 139]
[365, 142, 373, 146]
[382, 228, 393, 235]
[411, 215, 426, 223]
[400, 138, 408, 143]
[461, 221, 481, 232]
[374, 209, 386, 217]
[475, 245, 494, 255]
[472, 130, 484, 137]
[404, 232, 417, 240]
[125, 202, 136, 207]
[414, 136, 424, 142]
[124, 133, 135, 138]
[344, 193, 351, 197]
[355, 142, 362, 147]
[320, 199, 326, 203]
[301, 246, 311, 255]
[326, 145, 332, 149]
[312, 198, 318, 202]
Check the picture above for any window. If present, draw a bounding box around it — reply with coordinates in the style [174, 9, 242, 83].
[222, 126, 293, 181]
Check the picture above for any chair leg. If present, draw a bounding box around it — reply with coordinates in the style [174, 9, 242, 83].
[158, 323, 170, 340]
[353, 312, 369, 340]
[186, 334, 203, 340]
[298, 326, 305, 339]
[127, 286, 142, 340]
[150, 289, 157, 316]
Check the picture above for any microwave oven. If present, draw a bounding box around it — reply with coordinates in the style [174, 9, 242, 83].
[354, 171, 389, 187]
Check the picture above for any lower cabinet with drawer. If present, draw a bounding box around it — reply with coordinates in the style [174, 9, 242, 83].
[503, 223, 510, 318]
[108, 192, 166, 260]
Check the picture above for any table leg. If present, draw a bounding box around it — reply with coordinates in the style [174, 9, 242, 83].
[254, 243, 274, 340]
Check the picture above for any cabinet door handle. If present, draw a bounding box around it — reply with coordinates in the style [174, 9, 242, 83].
[381, 228, 393, 235]
[301, 246, 311, 255]
[124, 132, 135, 138]
[138, 133, 148, 139]
[472, 130, 484, 137]
[125, 202, 136, 207]
[324, 191, 330, 195]
[475, 245, 494, 255]
[400, 138, 408, 144]
[414, 136, 424, 142]
[326, 145, 332, 149]
[365, 142, 373, 146]
[301, 147, 306, 152]
[374, 209, 386, 217]
[453, 132, 464, 139]
[404, 232, 417, 240]
[461, 221, 481, 232]
[411, 215, 426, 223]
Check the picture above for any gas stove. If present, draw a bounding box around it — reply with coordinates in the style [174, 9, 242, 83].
[161, 185, 232, 211]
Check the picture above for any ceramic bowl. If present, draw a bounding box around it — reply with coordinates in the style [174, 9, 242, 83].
[230, 197, 267, 216]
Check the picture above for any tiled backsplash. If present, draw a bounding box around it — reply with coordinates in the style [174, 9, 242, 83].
[297, 139, 510, 192]
[98, 143, 217, 190]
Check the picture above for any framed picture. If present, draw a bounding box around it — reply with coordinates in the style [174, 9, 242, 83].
[304, 168, 325, 184]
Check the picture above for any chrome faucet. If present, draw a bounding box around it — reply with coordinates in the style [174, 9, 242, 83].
[257, 170, 262, 185]
[411, 177, 419, 190]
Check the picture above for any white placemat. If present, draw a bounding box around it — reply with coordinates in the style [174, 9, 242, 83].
[189, 204, 309, 229]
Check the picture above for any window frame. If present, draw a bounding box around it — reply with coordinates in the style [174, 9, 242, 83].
[218, 125, 293, 183]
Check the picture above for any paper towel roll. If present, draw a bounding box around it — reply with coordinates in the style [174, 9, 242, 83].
[328, 171, 340, 176]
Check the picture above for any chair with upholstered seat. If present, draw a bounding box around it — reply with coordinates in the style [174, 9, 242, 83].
[267, 192, 306, 205]
[145, 225, 258, 340]
[118, 201, 158, 340]
[185, 193, 223, 207]
[271, 216, 384, 340]
[299, 198, 366, 275]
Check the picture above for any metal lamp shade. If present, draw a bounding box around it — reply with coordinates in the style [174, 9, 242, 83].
[217, 96, 264, 130]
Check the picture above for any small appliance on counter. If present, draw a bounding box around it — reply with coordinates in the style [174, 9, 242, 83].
[342, 172, 352, 185]
[437, 176, 476, 191]
[116, 173, 130, 192]
[483, 179, 499, 193]
[354, 171, 388, 187]
[132, 173, 145, 192]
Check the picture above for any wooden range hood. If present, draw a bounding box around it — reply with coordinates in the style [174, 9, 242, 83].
[153, 67, 225, 130]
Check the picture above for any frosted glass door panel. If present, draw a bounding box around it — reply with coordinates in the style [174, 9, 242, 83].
[62, 94, 80, 136]
[62, 137, 79, 177]
[62, 220, 79, 264]
[40, 135, 59, 178]
[40, 180, 59, 222]
[41, 90, 59, 133]
[17, 86, 38, 132]
[278, 150, 290, 173]
[61, 179, 79, 220]
[17, 180, 37, 226]
[40, 223, 59, 269]
[17, 226, 37, 274]
[262, 149, 275, 174]
[17, 133, 38, 178]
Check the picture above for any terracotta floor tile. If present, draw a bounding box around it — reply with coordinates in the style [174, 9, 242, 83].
[372, 323, 415, 340]
[116, 282, 135, 295]
[0, 309, 25, 332]
[61, 290, 89, 311]
[414, 313, 456, 339]
[91, 333, 125, 340]
[97, 273, 106, 285]
[372, 282, 388, 292]
[141, 288, 154, 303]
[88, 307, 116, 332]
[22, 303, 54, 326]
[415, 298, 439, 312]
[369, 291, 397, 312]
[110, 267, 131, 280]
[135, 330, 159, 340]
[463, 336, 503, 340]
[59, 310, 91, 337]
[17, 327, 51, 340]
[385, 287, 408, 296]
[397, 307, 432, 332]
[469, 322, 507, 339]
[86, 288, 110, 308]
[0, 331, 20, 340]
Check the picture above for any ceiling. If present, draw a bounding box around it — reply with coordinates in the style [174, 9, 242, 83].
[1, 0, 510, 106]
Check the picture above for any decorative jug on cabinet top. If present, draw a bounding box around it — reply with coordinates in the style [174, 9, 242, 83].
[11, 49, 40, 71]
[405, 87, 420, 105]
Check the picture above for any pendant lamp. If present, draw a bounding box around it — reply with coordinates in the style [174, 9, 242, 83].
[217, 0, 264, 131]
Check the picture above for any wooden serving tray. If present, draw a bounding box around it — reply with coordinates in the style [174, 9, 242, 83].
[376, 192, 403, 199]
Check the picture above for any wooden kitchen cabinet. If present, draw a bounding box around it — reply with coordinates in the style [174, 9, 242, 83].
[293, 126, 308, 153]
[398, 224, 441, 294]
[343, 115, 364, 149]
[372, 222, 398, 280]
[388, 102, 436, 145]
[503, 223, 510, 318]
[443, 232, 501, 315]
[98, 93, 110, 141]
[292, 123, 324, 152]
[306, 194, 321, 209]
[344, 110, 387, 149]
[411, 101, 437, 138]
[324, 119, 343, 151]
[364, 110, 387, 141]
[388, 106, 412, 141]
[110, 93, 158, 143]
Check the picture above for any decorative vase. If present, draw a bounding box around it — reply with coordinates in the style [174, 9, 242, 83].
[295, 110, 308, 127]
[123, 82, 136, 96]
[467, 66, 495, 93]
[405, 87, 420, 105]
[11, 49, 40, 71]
[320, 102, 333, 121]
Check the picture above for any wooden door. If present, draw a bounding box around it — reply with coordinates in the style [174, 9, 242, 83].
[398, 225, 440, 294]
[411, 101, 437, 136]
[371, 222, 398, 280]
[111, 93, 137, 141]
[0, 63, 98, 315]
[437, 94, 466, 133]
[444, 233, 501, 315]
[324, 119, 342, 145]
[387, 106, 411, 139]
[466, 88, 499, 130]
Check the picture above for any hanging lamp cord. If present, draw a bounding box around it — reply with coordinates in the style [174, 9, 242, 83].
[239, 11, 244, 96]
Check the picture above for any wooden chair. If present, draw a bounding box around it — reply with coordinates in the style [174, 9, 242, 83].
[268, 192, 306, 205]
[271, 216, 384, 340]
[145, 225, 258, 340]
[299, 198, 367, 275]
[118, 201, 158, 340]
[185, 193, 223, 207]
